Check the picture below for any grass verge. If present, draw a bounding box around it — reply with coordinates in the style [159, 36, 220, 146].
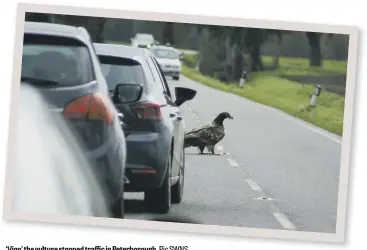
[181, 65, 344, 136]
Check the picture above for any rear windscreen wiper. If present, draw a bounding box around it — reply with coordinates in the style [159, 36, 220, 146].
[21, 76, 60, 86]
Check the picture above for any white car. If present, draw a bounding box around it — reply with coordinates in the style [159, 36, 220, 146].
[130, 33, 155, 48]
[150, 45, 183, 80]
[12, 84, 112, 218]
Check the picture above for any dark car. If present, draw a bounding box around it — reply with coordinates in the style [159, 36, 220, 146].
[21, 22, 127, 218]
[93, 43, 197, 214]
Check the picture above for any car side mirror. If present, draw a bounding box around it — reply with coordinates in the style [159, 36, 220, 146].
[174, 87, 197, 107]
[113, 83, 143, 103]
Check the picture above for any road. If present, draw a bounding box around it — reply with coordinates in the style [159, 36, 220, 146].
[124, 76, 342, 233]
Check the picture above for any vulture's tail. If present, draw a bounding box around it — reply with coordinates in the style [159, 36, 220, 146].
[184, 134, 199, 148]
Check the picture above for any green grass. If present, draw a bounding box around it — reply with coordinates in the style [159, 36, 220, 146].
[183, 53, 347, 76]
[104, 40, 130, 45]
[261, 55, 347, 76]
[181, 65, 344, 136]
[182, 53, 198, 65]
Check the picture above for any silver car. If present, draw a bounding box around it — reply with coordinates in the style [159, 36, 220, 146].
[13, 84, 112, 217]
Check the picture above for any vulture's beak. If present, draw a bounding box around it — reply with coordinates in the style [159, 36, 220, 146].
[229, 115, 234, 120]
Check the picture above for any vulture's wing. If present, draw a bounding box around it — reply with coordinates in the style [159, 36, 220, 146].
[185, 124, 224, 144]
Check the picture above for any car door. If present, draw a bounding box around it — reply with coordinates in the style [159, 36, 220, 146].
[150, 56, 183, 177]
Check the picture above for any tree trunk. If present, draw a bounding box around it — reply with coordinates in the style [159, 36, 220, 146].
[306, 32, 322, 67]
[245, 29, 264, 72]
[250, 45, 263, 72]
[273, 32, 282, 69]
[94, 18, 106, 43]
[224, 38, 233, 81]
[163, 22, 174, 45]
[233, 46, 245, 79]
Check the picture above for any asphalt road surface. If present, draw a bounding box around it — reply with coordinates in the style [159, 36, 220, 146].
[124, 75, 342, 233]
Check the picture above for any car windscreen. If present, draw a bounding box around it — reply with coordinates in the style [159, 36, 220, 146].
[151, 48, 178, 60]
[98, 56, 146, 90]
[21, 34, 95, 87]
[135, 34, 154, 42]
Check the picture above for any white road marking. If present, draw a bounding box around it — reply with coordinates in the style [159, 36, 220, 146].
[245, 179, 263, 192]
[273, 212, 296, 230]
[254, 196, 274, 201]
[226, 158, 239, 167]
[280, 113, 342, 144]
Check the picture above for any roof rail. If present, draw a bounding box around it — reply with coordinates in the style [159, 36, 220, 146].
[77, 26, 91, 40]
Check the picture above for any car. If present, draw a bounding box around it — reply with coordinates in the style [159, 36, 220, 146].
[93, 42, 197, 214]
[130, 33, 155, 48]
[150, 45, 183, 80]
[21, 21, 127, 218]
[13, 83, 112, 218]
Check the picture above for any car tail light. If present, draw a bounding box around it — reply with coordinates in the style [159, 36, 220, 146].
[63, 93, 114, 124]
[131, 101, 162, 120]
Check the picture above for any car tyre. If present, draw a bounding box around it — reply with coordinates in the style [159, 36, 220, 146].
[144, 154, 171, 214]
[173, 75, 180, 81]
[111, 195, 124, 219]
[171, 148, 185, 204]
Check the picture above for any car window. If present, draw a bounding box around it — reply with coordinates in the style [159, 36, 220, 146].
[150, 57, 172, 99]
[98, 56, 146, 90]
[21, 34, 95, 87]
[145, 59, 156, 83]
[151, 48, 178, 60]
[147, 56, 166, 94]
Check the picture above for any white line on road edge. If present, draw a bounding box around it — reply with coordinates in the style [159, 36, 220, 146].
[281, 113, 342, 144]
[226, 158, 239, 167]
[245, 179, 263, 192]
[273, 212, 296, 230]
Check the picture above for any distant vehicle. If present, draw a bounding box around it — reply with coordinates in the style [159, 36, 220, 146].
[21, 21, 127, 218]
[13, 84, 112, 217]
[93, 43, 197, 214]
[130, 33, 155, 48]
[150, 45, 183, 81]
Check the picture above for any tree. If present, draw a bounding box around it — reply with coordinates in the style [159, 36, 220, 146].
[245, 28, 268, 71]
[306, 32, 322, 67]
[25, 13, 53, 22]
[162, 22, 174, 45]
[272, 30, 283, 68]
[201, 25, 247, 80]
[54, 15, 107, 43]
[198, 25, 271, 78]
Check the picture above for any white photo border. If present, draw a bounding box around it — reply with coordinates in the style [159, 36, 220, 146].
[2, 2, 360, 244]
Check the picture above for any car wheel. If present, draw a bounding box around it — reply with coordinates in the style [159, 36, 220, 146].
[171, 148, 185, 204]
[173, 75, 180, 80]
[111, 195, 124, 219]
[144, 154, 171, 214]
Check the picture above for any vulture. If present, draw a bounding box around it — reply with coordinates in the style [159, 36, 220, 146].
[184, 112, 233, 155]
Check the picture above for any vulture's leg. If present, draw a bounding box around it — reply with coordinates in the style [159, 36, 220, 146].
[198, 145, 205, 154]
[207, 145, 216, 155]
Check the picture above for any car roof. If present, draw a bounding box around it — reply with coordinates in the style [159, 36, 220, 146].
[24, 21, 90, 45]
[135, 33, 153, 37]
[93, 43, 154, 92]
[151, 45, 175, 50]
[93, 43, 150, 59]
